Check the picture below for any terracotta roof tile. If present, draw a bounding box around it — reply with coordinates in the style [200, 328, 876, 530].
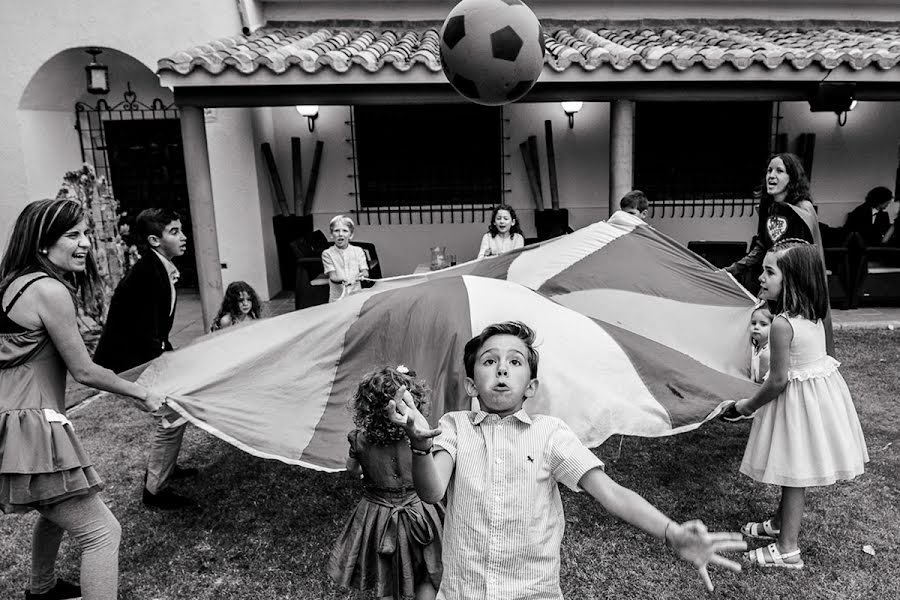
[157, 21, 900, 77]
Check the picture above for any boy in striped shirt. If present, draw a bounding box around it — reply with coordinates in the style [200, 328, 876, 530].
[387, 321, 745, 599]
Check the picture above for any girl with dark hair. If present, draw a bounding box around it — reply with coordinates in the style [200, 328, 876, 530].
[725, 153, 833, 353]
[328, 365, 443, 600]
[477, 204, 525, 259]
[722, 239, 867, 570]
[0, 199, 165, 599]
[210, 281, 262, 331]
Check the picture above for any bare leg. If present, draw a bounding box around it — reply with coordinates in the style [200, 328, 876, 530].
[776, 486, 806, 553]
[771, 490, 785, 530]
[415, 580, 437, 600]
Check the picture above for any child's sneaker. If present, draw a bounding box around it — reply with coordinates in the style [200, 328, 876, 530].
[24, 578, 82, 599]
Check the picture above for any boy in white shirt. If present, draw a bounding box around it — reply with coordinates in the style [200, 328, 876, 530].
[387, 321, 746, 599]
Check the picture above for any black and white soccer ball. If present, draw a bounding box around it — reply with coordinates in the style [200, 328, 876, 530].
[439, 0, 545, 106]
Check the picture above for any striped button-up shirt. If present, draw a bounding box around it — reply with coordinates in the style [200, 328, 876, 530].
[433, 409, 604, 600]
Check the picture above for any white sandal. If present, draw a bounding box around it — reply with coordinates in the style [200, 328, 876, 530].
[741, 519, 780, 539]
[745, 543, 804, 570]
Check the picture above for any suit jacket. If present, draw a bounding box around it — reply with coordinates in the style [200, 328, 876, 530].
[845, 203, 891, 246]
[93, 253, 175, 374]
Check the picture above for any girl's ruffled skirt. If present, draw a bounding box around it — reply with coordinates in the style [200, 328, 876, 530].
[0, 409, 103, 513]
[328, 489, 444, 599]
[741, 358, 869, 487]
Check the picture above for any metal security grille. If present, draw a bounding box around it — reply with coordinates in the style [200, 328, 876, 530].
[635, 101, 771, 218]
[347, 104, 510, 225]
[75, 83, 179, 185]
[74, 83, 197, 287]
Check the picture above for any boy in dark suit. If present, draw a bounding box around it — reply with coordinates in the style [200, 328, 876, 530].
[94, 208, 196, 509]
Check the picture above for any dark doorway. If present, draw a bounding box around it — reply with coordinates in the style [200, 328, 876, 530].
[103, 119, 196, 288]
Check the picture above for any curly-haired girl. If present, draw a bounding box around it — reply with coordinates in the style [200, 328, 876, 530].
[328, 365, 443, 600]
[210, 281, 261, 331]
[477, 204, 525, 259]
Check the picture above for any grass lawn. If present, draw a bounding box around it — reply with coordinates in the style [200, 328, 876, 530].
[1, 330, 897, 599]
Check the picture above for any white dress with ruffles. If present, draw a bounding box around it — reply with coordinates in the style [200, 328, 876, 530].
[740, 315, 869, 487]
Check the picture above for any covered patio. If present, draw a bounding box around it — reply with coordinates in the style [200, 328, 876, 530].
[157, 20, 900, 325]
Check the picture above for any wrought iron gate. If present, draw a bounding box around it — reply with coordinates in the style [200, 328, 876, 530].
[74, 83, 197, 287]
[75, 82, 180, 184]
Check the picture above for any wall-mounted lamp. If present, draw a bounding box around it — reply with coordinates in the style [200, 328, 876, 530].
[295, 105, 319, 132]
[561, 101, 583, 129]
[808, 82, 856, 127]
[84, 48, 110, 95]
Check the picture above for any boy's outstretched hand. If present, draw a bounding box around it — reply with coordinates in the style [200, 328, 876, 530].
[384, 385, 441, 449]
[667, 520, 747, 592]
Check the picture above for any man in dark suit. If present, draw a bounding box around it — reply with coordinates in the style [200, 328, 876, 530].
[94, 208, 196, 509]
[843, 186, 895, 308]
[844, 186, 893, 247]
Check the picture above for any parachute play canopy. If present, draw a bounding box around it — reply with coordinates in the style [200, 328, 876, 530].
[138, 219, 760, 471]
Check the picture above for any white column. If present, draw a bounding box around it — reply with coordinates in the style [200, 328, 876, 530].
[178, 105, 223, 330]
[609, 99, 635, 215]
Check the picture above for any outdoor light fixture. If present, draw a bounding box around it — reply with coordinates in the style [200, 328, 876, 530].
[84, 48, 110, 95]
[295, 105, 319, 132]
[808, 82, 856, 126]
[561, 101, 583, 129]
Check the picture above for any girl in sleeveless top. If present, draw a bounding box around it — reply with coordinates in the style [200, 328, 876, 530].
[328, 365, 443, 600]
[477, 205, 525, 259]
[1, 199, 166, 599]
[723, 239, 868, 570]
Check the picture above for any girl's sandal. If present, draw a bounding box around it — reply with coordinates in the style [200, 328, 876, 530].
[744, 543, 804, 570]
[741, 519, 780, 539]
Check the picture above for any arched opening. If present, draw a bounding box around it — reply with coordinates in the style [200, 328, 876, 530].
[18, 47, 196, 287]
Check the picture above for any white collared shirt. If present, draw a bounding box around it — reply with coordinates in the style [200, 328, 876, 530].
[433, 409, 604, 600]
[151, 249, 179, 315]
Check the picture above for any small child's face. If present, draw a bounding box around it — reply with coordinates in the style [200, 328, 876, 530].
[238, 291, 253, 315]
[331, 222, 353, 249]
[750, 310, 772, 346]
[464, 334, 538, 418]
[494, 209, 515, 234]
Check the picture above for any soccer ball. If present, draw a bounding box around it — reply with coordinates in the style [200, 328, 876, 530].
[439, 0, 545, 106]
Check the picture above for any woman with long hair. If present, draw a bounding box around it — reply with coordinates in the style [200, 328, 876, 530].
[0, 199, 165, 599]
[725, 153, 833, 353]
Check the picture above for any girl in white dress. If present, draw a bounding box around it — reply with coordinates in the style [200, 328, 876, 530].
[724, 239, 868, 569]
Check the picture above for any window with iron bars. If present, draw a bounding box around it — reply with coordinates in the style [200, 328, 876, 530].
[349, 104, 508, 225]
[634, 101, 772, 218]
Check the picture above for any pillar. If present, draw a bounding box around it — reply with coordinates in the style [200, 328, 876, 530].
[178, 105, 223, 330]
[609, 99, 635, 215]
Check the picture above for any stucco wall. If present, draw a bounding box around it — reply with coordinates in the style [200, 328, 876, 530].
[780, 100, 900, 227]
[0, 0, 243, 252]
[18, 110, 83, 201]
[205, 108, 273, 300]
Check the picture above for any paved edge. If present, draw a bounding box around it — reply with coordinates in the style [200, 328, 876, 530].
[833, 321, 899, 331]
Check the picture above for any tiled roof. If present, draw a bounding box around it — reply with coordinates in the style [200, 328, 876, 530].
[158, 20, 900, 77]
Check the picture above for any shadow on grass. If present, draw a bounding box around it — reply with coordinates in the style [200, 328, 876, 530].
[1, 330, 897, 599]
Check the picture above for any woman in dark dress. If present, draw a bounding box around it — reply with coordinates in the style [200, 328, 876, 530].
[726, 153, 833, 354]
